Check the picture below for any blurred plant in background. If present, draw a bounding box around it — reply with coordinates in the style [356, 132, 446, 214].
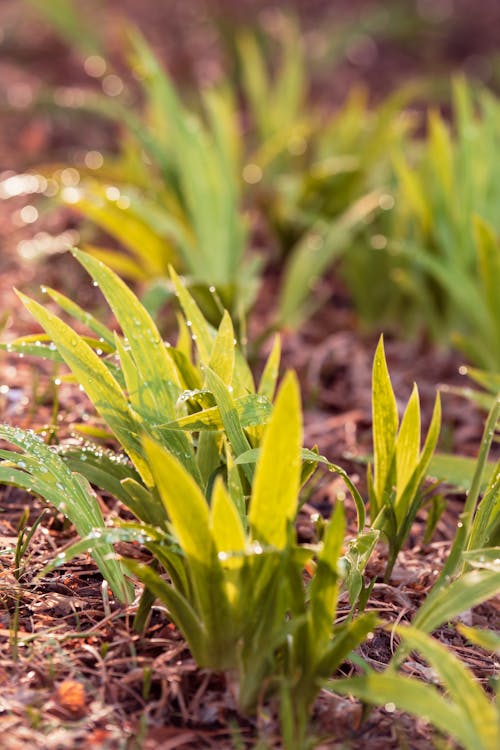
[7, 2, 410, 335]
[346, 79, 500, 370]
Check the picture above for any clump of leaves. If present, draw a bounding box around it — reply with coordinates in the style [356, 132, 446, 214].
[0, 247, 278, 611]
[71, 28, 254, 323]
[351, 79, 500, 369]
[33, 371, 376, 728]
[369, 336, 441, 579]
[16, 6, 410, 334]
[1, 261, 376, 727]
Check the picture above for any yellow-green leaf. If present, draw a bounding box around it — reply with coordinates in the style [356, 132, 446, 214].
[210, 476, 246, 555]
[248, 371, 302, 548]
[142, 436, 211, 566]
[17, 291, 151, 484]
[208, 311, 235, 386]
[372, 336, 398, 503]
[395, 384, 420, 502]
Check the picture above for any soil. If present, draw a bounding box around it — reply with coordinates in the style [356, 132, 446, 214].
[0, 2, 499, 749]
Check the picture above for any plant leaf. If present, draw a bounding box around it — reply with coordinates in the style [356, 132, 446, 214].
[249, 372, 302, 549]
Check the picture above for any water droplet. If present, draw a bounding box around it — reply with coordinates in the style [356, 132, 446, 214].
[84, 55, 106, 78]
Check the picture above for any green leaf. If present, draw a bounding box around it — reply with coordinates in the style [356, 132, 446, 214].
[210, 476, 246, 554]
[309, 502, 345, 646]
[26, 0, 103, 56]
[68, 189, 172, 277]
[161, 393, 271, 432]
[332, 671, 474, 749]
[428, 110, 454, 201]
[142, 436, 211, 566]
[468, 462, 500, 551]
[236, 446, 366, 532]
[278, 192, 380, 328]
[319, 613, 378, 677]
[393, 152, 430, 232]
[74, 249, 181, 419]
[170, 266, 214, 362]
[462, 548, 500, 572]
[43, 286, 115, 346]
[428, 453, 497, 492]
[17, 290, 150, 484]
[474, 216, 500, 364]
[457, 625, 500, 654]
[372, 336, 398, 503]
[0, 426, 131, 603]
[397, 625, 498, 743]
[59, 444, 141, 505]
[412, 568, 500, 635]
[249, 372, 302, 549]
[395, 384, 420, 500]
[258, 335, 281, 400]
[208, 311, 235, 386]
[124, 559, 208, 664]
[203, 367, 253, 482]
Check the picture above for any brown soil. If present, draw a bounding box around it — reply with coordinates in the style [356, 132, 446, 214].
[1, 2, 499, 748]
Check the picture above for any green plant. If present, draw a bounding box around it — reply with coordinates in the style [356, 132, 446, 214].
[13, 506, 48, 582]
[67, 28, 255, 323]
[278, 499, 377, 749]
[368, 336, 441, 579]
[16, 5, 412, 333]
[37, 371, 376, 729]
[25, 0, 103, 57]
[230, 21, 414, 329]
[1, 250, 381, 729]
[410, 394, 500, 632]
[123, 372, 309, 710]
[0, 249, 278, 601]
[330, 547, 500, 748]
[350, 79, 500, 368]
[0, 426, 132, 603]
[332, 624, 500, 750]
[1, 247, 285, 512]
[62, 27, 403, 333]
